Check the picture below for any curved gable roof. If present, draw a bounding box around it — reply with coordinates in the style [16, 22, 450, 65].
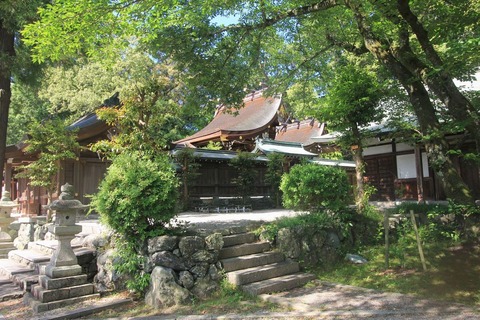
[175, 92, 282, 145]
[275, 120, 325, 147]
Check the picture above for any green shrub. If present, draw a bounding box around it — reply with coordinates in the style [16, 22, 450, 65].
[91, 151, 179, 244]
[257, 208, 355, 243]
[385, 201, 480, 243]
[113, 240, 151, 294]
[91, 152, 179, 295]
[280, 163, 351, 212]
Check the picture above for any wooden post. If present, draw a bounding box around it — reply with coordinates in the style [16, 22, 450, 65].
[4, 161, 12, 193]
[414, 145, 425, 203]
[384, 211, 390, 269]
[410, 210, 427, 271]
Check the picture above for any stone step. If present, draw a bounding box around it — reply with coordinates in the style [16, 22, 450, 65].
[0, 258, 36, 287]
[226, 260, 300, 286]
[219, 242, 270, 259]
[223, 232, 257, 247]
[25, 291, 101, 313]
[0, 246, 17, 259]
[0, 245, 15, 252]
[0, 275, 10, 285]
[241, 272, 316, 295]
[0, 242, 15, 249]
[0, 258, 35, 277]
[8, 249, 51, 271]
[222, 251, 285, 272]
[0, 276, 23, 301]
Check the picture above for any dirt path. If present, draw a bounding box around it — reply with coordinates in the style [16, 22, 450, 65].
[256, 280, 479, 319]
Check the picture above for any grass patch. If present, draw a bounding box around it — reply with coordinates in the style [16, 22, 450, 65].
[186, 280, 284, 315]
[313, 240, 480, 306]
[79, 279, 286, 319]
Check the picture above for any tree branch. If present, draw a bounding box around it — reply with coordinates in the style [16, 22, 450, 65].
[326, 34, 368, 55]
[214, 1, 339, 34]
[396, 0, 444, 68]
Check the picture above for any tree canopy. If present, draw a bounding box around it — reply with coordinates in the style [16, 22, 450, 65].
[21, 0, 480, 203]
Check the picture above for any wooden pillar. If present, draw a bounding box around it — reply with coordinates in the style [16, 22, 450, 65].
[214, 165, 219, 197]
[414, 145, 425, 203]
[4, 160, 12, 193]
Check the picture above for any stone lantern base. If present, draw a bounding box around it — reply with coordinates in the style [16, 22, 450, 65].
[27, 271, 99, 313]
[0, 216, 17, 259]
[0, 191, 19, 257]
[24, 183, 99, 313]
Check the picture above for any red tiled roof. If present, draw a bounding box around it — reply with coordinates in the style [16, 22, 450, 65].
[174, 92, 282, 145]
[275, 120, 325, 147]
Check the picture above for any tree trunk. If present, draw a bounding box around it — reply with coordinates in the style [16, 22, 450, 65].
[0, 21, 14, 199]
[348, 1, 474, 203]
[351, 124, 366, 211]
[392, 2, 480, 151]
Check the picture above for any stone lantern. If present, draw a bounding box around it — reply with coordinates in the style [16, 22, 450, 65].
[29, 183, 98, 312]
[0, 191, 19, 241]
[44, 183, 88, 278]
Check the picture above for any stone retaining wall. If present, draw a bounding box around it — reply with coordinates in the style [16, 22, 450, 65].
[262, 226, 344, 267]
[93, 233, 224, 309]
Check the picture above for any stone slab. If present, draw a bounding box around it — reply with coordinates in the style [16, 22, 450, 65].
[39, 274, 87, 290]
[34, 283, 94, 303]
[8, 249, 50, 264]
[25, 291, 101, 313]
[38, 298, 133, 320]
[45, 265, 82, 278]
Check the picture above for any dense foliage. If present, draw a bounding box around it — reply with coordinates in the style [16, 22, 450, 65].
[90, 152, 178, 244]
[280, 163, 352, 212]
[15, 118, 79, 221]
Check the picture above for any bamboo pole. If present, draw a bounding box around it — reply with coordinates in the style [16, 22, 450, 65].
[410, 210, 427, 271]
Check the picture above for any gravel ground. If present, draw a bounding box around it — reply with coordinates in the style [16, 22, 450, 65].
[258, 280, 480, 319]
[176, 209, 300, 234]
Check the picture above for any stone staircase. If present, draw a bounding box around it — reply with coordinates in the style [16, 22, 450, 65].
[220, 231, 315, 295]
